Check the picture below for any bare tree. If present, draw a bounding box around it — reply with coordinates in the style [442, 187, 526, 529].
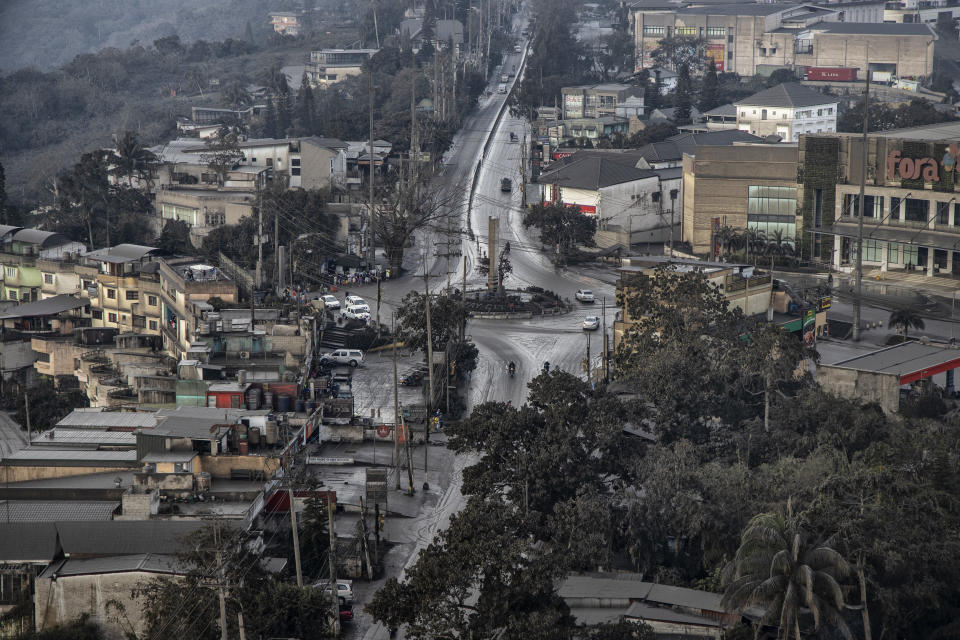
[200, 127, 244, 185]
[376, 167, 457, 273]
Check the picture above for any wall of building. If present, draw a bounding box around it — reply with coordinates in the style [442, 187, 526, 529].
[35, 571, 177, 640]
[31, 338, 77, 377]
[683, 145, 799, 255]
[816, 366, 900, 413]
[798, 32, 935, 79]
[0, 464, 136, 483]
[195, 453, 281, 479]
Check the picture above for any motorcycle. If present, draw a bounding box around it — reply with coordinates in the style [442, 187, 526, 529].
[508, 363, 516, 378]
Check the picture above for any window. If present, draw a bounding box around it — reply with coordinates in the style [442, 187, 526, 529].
[291, 158, 301, 167]
[862, 240, 883, 262]
[326, 74, 338, 81]
[44, 274, 54, 284]
[904, 198, 929, 223]
[888, 242, 900, 263]
[37, 352, 51, 363]
[651, 192, 661, 203]
[125, 290, 139, 301]
[108, 312, 118, 323]
[0, 574, 24, 605]
[107, 288, 116, 299]
[149, 320, 158, 330]
[747, 185, 797, 243]
[817, 109, 823, 116]
[760, 47, 767, 56]
[670, 189, 678, 200]
[643, 25, 665, 35]
[205, 213, 225, 226]
[148, 295, 158, 306]
[292, 168, 301, 176]
[251, 157, 257, 162]
[133, 315, 146, 328]
[7, 291, 16, 301]
[266, 158, 274, 167]
[707, 27, 726, 37]
[676, 27, 697, 35]
[5, 267, 14, 277]
[92, 309, 103, 319]
[827, 107, 833, 115]
[938, 201, 952, 225]
[782, 113, 788, 119]
[770, 47, 777, 54]
[902, 244, 919, 266]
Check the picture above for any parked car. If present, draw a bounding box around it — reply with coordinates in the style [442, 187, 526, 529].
[314, 579, 354, 603]
[339, 604, 354, 623]
[321, 294, 340, 310]
[345, 295, 366, 307]
[501, 177, 512, 192]
[575, 289, 595, 303]
[342, 305, 371, 322]
[582, 315, 600, 331]
[319, 349, 365, 367]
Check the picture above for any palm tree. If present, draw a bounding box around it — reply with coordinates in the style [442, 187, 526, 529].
[722, 510, 853, 640]
[112, 131, 158, 188]
[888, 307, 925, 340]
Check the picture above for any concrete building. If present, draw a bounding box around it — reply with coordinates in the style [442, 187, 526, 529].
[884, 0, 960, 24]
[630, 2, 936, 79]
[269, 11, 302, 36]
[817, 341, 960, 413]
[309, 49, 378, 87]
[81, 244, 164, 335]
[799, 122, 960, 279]
[682, 143, 800, 256]
[734, 83, 838, 141]
[562, 84, 646, 120]
[0, 228, 85, 303]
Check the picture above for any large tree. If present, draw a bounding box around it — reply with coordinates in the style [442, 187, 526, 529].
[201, 127, 244, 185]
[522, 203, 597, 256]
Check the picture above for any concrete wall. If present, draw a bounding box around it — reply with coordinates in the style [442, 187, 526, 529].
[35, 571, 179, 640]
[816, 366, 900, 413]
[0, 464, 137, 483]
[195, 453, 281, 479]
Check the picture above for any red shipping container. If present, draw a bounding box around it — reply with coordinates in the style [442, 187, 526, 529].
[805, 67, 857, 82]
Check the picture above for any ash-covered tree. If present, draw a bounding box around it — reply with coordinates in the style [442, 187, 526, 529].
[376, 168, 455, 273]
[522, 203, 597, 256]
[652, 35, 706, 72]
[157, 219, 193, 254]
[201, 127, 244, 185]
[673, 63, 693, 124]
[699, 65, 720, 111]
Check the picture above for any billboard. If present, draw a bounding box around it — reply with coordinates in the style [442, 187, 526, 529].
[706, 44, 725, 71]
[563, 94, 584, 119]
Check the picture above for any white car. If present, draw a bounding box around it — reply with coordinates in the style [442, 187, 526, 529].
[321, 294, 340, 310]
[575, 289, 595, 303]
[345, 295, 366, 307]
[583, 316, 600, 331]
[314, 579, 353, 603]
[343, 305, 371, 322]
[319, 349, 365, 367]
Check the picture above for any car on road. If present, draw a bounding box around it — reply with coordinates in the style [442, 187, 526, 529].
[345, 295, 366, 307]
[342, 305, 371, 322]
[320, 294, 340, 310]
[514, 45, 523, 53]
[497, 83, 507, 94]
[583, 315, 600, 331]
[314, 579, 354, 603]
[319, 349, 365, 367]
[575, 289, 595, 303]
[501, 177, 512, 192]
[339, 604, 354, 623]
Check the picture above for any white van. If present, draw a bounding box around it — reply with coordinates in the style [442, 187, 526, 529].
[497, 83, 507, 94]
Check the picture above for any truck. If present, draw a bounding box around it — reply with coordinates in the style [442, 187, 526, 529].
[501, 73, 510, 83]
[803, 67, 858, 82]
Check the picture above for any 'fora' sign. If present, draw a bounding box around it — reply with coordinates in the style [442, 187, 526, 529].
[886, 144, 959, 182]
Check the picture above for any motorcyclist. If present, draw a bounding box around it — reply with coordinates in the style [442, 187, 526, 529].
[508, 361, 516, 377]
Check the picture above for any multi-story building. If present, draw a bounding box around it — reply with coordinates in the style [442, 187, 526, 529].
[682, 143, 800, 256]
[269, 11, 302, 36]
[308, 49, 379, 87]
[630, 1, 936, 79]
[799, 122, 960, 280]
[80, 245, 165, 336]
[734, 83, 838, 142]
[561, 83, 646, 120]
[0, 227, 85, 303]
[157, 257, 239, 359]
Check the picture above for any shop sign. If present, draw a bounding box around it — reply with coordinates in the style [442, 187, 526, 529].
[886, 144, 960, 183]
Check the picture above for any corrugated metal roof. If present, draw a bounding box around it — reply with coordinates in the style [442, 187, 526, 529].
[39, 553, 185, 578]
[32, 429, 137, 446]
[84, 244, 160, 264]
[735, 82, 836, 109]
[56, 411, 158, 429]
[828, 342, 960, 378]
[0, 523, 60, 562]
[11, 228, 68, 246]
[0, 294, 88, 319]
[141, 451, 198, 463]
[2, 449, 137, 462]
[0, 501, 119, 522]
[816, 21, 934, 36]
[57, 521, 211, 556]
[645, 583, 725, 611]
[568, 607, 625, 625]
[0, 225, 23, 238]
[625, 602, 721, 626]
[153, 417, 232, 439]
[558, 575, 653, 600]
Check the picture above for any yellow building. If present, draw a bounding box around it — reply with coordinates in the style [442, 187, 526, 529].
[82, 245, 165, 336]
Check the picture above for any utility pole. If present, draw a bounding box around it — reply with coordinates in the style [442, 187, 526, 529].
[852, 71, 870, 342]
[367, 71, 376, 268]
[602, 297, 609, 382]
[214, 522, 229, 640]
[24, 392, 31, 446]
[461, 256, 467, 341]
[274, 194, 280, 292]
[256, 182, 264, 288]
[288, 488, 303, 588]
[423, 272, 434, 491]
[410, 48, 418, 174]
[392, 313, 401, 490]
[327, 495, 341, 636]
[520, 133, 527, 208]
[584, 332, 591, 382]
[404, 413, 415, 495]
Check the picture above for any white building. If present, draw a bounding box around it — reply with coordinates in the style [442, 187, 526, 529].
[536, 151, 682, 246]
[734, 82, 838, 142]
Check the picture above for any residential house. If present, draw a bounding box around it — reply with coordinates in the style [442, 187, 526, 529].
[0, 228, 85, 303]
[270, 11, 303, 36]
[156, 185, 258, 246]
[734, 83, 838, 142]
[309, 49, 379, 87]
[633, 129, 766, 169]
[81, 244, 164, 335]
[0, 523, 60, 633]
[0, 294, 90, 384]
[190, 105, 266, 126]
[703, 103, 738, 130]
[399, 19, 466, 57]
[562, 83, 645, 120]
[157, 257, 239, 360]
